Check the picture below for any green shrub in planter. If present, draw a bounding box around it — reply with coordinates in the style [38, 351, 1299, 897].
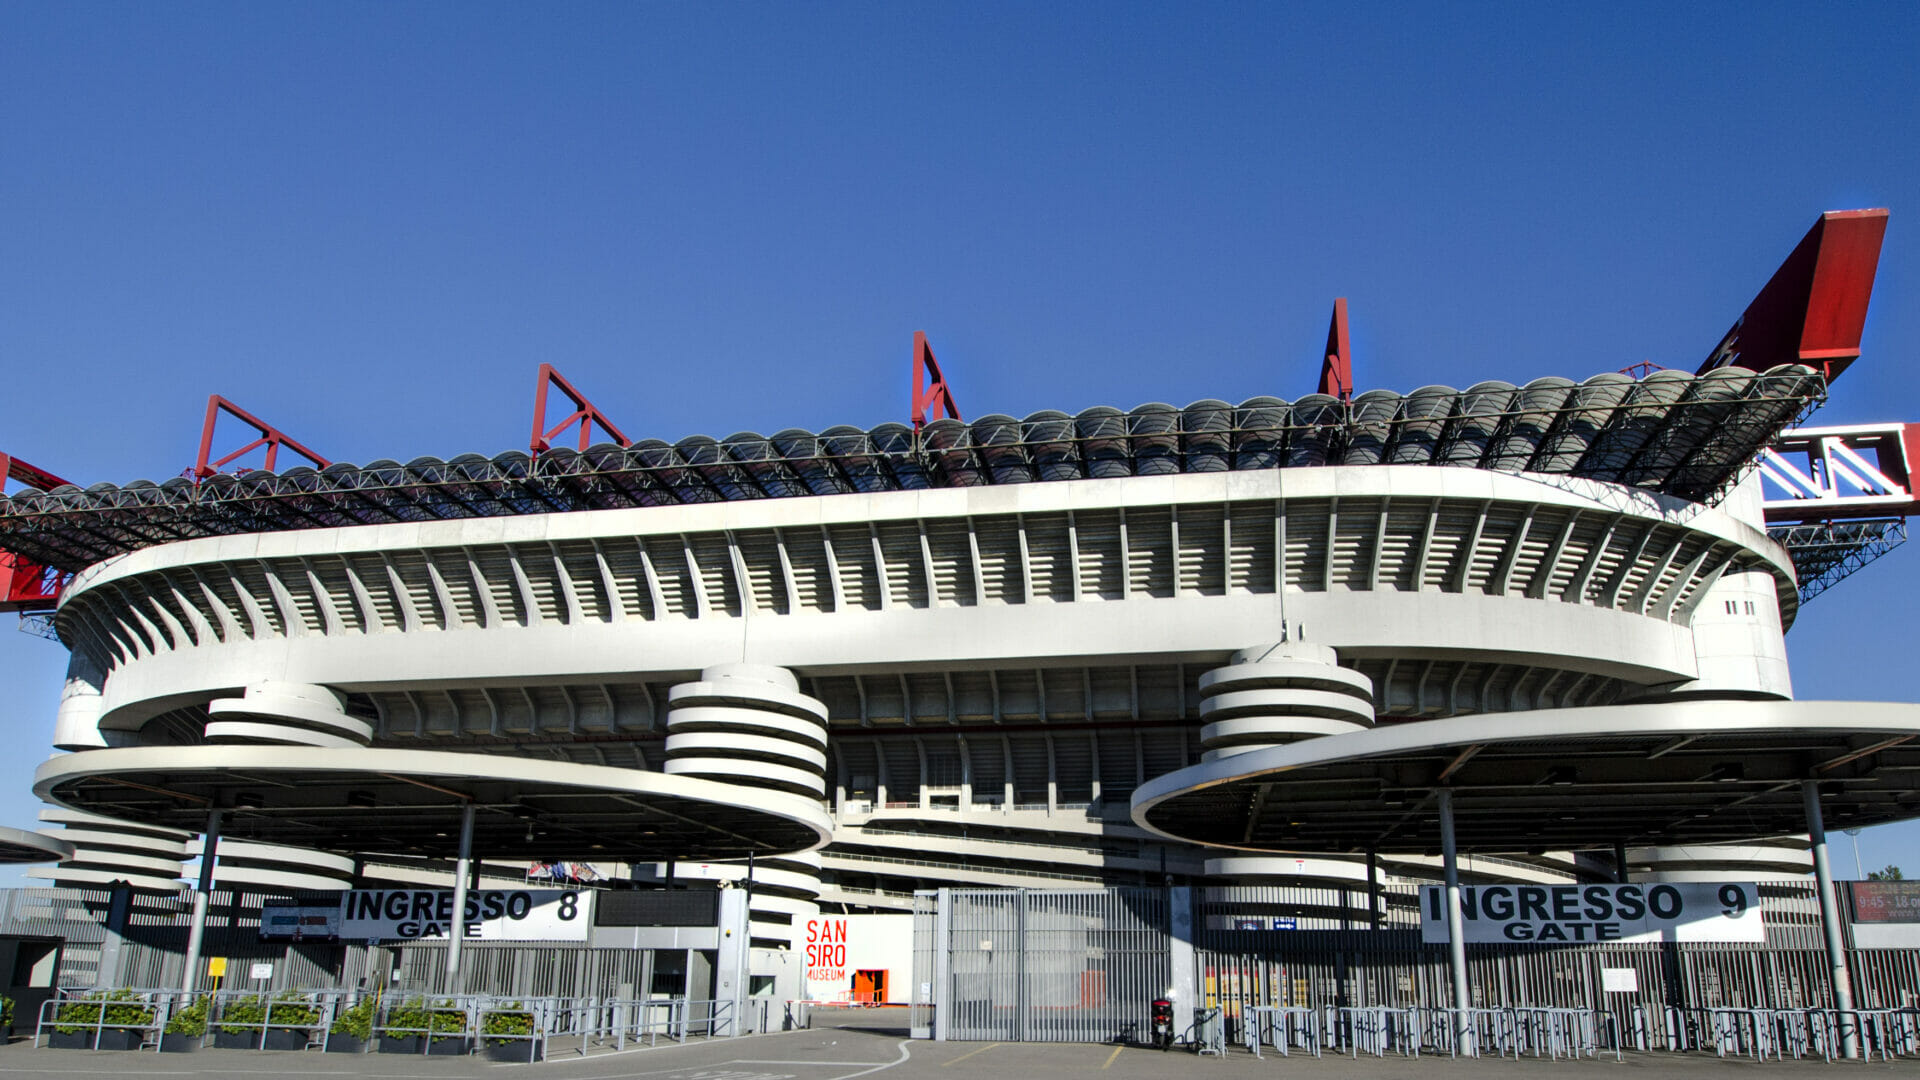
[265, 991, 320, 1029]
[330, 998, 375, 1040]
[482, 1003, 534, 1044]
[426, 999, 468, 1043]
[54, 990, 154, 1035]
[0, 993, 13, 1029]
[483, 1004, 539, 1062]
[218, 995, 267, 1035]
[165, 998, 208, 1037]
[380, 998, 465, 1043]
[381, 997, 431, 1037]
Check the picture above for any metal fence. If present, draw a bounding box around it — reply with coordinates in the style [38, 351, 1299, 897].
[916, 881, 1920, 1050]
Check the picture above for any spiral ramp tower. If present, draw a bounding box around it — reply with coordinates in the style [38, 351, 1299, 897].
[205, 681, 374, 748]
[665, 665, 829, 801]
[1192, 644, 1393, 917]
[191, 683, 361, 892]
[30, 807, 187, 893]
[659, 665, 828, 948]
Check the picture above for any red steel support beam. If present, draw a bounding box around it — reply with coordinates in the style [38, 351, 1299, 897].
[193, 396, 330, 479]
[1699, 209, 1890, 382]
[530, 364, 630, 455]
[2, 452, 69, 494]
[1318, 298, 1353, 401]
[911, 332, 962, 431]
[0, 451, 73, 612]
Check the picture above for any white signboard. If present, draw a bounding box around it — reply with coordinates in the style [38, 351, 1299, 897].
[1600, 967, 1639, 993]
[803, 914, 914, 1003]
[1420, 883, 1763, 944]
[249, 962, 274, 980]
[339, 889, 593, 942]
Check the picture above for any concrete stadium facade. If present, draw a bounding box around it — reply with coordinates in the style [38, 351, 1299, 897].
[31, 453, 1818, 948]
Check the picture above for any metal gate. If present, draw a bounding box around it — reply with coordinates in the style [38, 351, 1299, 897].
[927, 888, 1170, 1043]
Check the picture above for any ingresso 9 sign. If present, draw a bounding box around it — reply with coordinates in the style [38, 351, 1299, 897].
[1420, 882, 1764, 944]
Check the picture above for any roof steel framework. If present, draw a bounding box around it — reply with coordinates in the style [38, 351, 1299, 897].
[0, 365, 1824, 576]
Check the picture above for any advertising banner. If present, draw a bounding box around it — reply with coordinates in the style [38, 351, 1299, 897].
[338, 888, 594, 942]
[1419, 882, 1763, 944]
[1849, 881, 1920, 923]
[258, 902, 341, 940]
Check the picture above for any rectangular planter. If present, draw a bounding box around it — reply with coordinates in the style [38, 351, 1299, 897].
[159, 1032, 201, 1053]
[213, 1030, 262, 1050]
[426, 1036, 471, 1056]
[94, 1029, 142, 1051]
[377, 1034, 423, 1054]
[48, 1030, 94, 1050]
[263, 1028, 309, 1051]
[486, 1040, 542, 1063]
[324, 1034, 366, 1053]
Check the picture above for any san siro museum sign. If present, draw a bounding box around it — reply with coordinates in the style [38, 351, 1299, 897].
[1420, 883, 1764, 944]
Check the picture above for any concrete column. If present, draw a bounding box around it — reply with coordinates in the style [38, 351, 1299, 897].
[180, 808, 222, 995]
[1803, 780, 1859, 1059]
[97, 882, 133, 988]
[1613, 840, 1630, 883]
[1437, 790, 1471, 1054]
[714, 890, 748, 1033]
[446, 802, 476, 989]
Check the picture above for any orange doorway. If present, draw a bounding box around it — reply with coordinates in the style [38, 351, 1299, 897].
[852, 969, 887, 1005]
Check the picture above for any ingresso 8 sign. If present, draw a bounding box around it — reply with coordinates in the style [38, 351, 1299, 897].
[1420, 882, 1764, 944]
[337, 889, 594, 942]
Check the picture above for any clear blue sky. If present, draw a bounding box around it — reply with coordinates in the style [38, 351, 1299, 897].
[1, 3, 1916, 882]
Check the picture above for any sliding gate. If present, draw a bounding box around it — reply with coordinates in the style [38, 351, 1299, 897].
[930, 888, 1170, 1043]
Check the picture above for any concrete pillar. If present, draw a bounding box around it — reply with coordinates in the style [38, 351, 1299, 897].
[1437, 790, 1472, 1054]
[715, 889, 749, 1033]
[180, 809, 222, 995]
[1803, 780, 1859, 1059]
[96, 882, 133, 987]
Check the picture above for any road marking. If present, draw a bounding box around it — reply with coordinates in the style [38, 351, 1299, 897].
[729, 1053, 894, 1060]
[939, 1042, 999, 1067]
[828, 1040, 913, 1080]
[1100, 1046, 1123, 1070]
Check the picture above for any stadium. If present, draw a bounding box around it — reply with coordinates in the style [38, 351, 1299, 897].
[0, 209, 1917, 1053]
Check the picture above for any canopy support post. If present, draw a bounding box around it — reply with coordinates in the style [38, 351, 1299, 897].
[447, 802, 476, 990]
[1803, 780, 1859, 1059]
[180, 808, 222, 996]
[1437, 789, 1473, 1056]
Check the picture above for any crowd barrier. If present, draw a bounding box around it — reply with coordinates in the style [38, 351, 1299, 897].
[30, 987, 784, 1057]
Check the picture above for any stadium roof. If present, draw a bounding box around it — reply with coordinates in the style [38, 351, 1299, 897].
[1132, 700, 1920, 853]
[0, 364, 1821, 575]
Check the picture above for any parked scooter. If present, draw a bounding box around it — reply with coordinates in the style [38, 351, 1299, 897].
[1149, 998, 1175, 1050]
